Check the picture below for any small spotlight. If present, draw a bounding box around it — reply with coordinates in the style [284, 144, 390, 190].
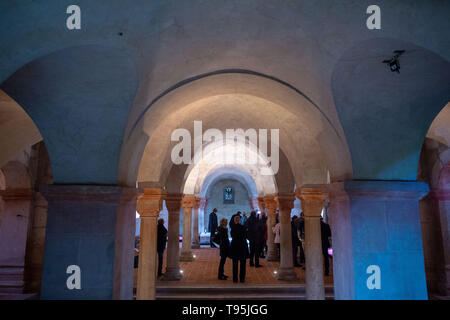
[382, 50, 405, 73]
[273, 271, 278, 274]
[180, 270, 184, 274]
[193, 255, 196, 258]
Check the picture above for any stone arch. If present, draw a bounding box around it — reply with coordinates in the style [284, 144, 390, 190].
[130, 72, 351, 190]
[1, 45, 138, 184]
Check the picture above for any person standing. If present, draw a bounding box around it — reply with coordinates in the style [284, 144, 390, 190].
[157, 218, 168, 277]
[230, 215, 249, 283]
[259, 211, 267, 258]
[272, 217, 281, 257]
[208, 208, 218, 248]
[246, 211, 263, 267]
[229, 211, 242, 228]
[291, 216, 301, 267]
[321, 217, 332, 276]
[241, 211, 248, 226]
[217, 218, 230, 280]
[297, 212, 306, 266]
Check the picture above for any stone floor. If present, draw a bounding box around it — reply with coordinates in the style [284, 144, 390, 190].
[156, 246, 334, 286]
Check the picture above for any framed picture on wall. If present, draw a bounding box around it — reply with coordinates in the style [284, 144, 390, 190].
[223, 187, 234, 204]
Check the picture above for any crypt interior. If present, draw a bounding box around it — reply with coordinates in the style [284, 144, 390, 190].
[0, 0, 449, 300]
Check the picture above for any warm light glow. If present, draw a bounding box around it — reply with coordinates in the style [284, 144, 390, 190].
[136, 211, 140, 219]
[180, 270, 184, 274]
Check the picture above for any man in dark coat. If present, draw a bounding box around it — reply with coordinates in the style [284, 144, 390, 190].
[208, 208, 218, 248]
[246, 211, 264, 267]
[229, 211, 242, 228]
[258, 211, 268, 258]
[297, 212, 306, 265]
[157, 218, 168, 277]
[291, 216, 301, 267]
[321, 217, 332, 275]
[230, 215, 249, 283]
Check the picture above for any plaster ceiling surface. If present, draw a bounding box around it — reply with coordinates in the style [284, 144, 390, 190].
[0, 1, 449, 184]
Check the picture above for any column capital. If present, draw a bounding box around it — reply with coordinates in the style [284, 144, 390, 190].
[0, 188, 33, 200]
[429, 188, 450, 201]
[263, 194, 277, 210]
[194, 197, 201, 209]
[137, 188, 165, 217]
[257, 197, 266, 211]
[165, 193, 182, 213]
[275, 193, 296, 211]
[199, 198, 208, 210]
[296, 185, 328, 201]
[181, 195, 196, 209]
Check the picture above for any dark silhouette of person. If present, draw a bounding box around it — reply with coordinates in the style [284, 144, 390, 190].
[217, 218, 230, 280]
[157, 218, 168, 277]
[321, 217, 332, 275]
[259, 211, 268, 258]
[229, 211, 242, 228]
[246, 211, 264, 267]
[230, 215, 249, 283]
[297, 212, 306, 265]
[208, 208, 218, 248]
[291, 216, 301, 267]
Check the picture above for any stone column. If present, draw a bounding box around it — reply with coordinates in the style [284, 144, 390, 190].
[136, 188, 164, 300]
[297, 186, 327, 300]
[327, 181, 429, 300]
[420, 188, 448, 295]
[257, 197, 266, 213]
[0, 188, 32, 293]
[40, 185, 137, 300]
[180, 195, 195, 261]
[163, 194, 182, 280]
[191, 197, 201, 249]
[263, 195, 278, 261]
[275, 193, 298, 280]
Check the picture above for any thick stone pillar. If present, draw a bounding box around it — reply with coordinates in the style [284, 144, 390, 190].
[180, 195, 195, 261]
[191, 197, 201, 249]
[420, 188, 448, 295]
[263, 195, 278, 261]
[163, 194, 182, 280]
[113, 188, 139, 300]
[275, 193, 297, 280]
[0, 188, 32, 293]
[327, 181, 429, 300]
[136, 188, 164, 300]
[297, 186, 327, 300]
[40, 185, 137, 300]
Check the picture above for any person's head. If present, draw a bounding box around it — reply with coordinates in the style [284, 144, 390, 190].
[234, 215, 241, 225]
[242, 212, 247, 217]
[213, 208, 217, 213]
[237, 211, 242, 216]
[220, 218, 228, 228]
[261, 211, 266, 217]
[158, 218, 164, 225]
[250, 210, 256, 218]
[300, 211, 304, 218]
[292, 216, 298, 222]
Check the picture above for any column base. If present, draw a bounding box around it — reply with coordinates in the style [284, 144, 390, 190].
[162, 268, 182, 281]
[180, 252, 195, 261]
[266, 250, 279, 261]
[277, 267, 298, 281]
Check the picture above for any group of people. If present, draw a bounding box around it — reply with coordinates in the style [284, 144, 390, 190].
[209, 208, 333, 283]
[209, 209, 268, 283]
[151, 207, 332, 282]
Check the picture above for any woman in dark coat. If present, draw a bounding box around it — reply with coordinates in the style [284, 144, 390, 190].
[230, 215, 250, 283]
[217, 218, 230, 280]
